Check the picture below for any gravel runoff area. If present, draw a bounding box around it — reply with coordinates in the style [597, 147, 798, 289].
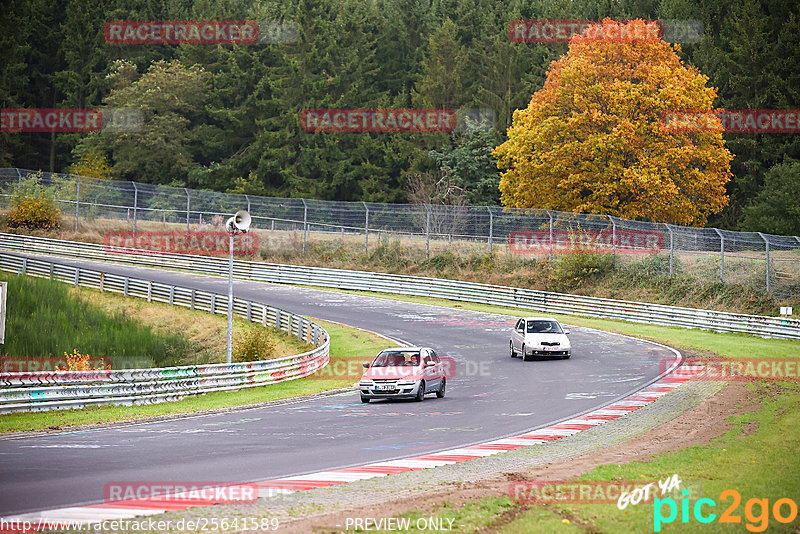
[66, 378, 725, 534]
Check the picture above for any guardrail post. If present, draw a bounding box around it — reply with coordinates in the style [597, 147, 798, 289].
[245, 194, 251, 214]
[210, 294, 216, 313]
[147, 281, 152, 301]
[75, 175, 80, 231]
[123, 277, 129, 296]
[21, 258, 28, 276]
[301, 198, 308, 254]
[758, 232, 770, 293]
[246, 301, 252, 322]
[425, 204, 431, 258]
[665, 224, 674, 277]
[546, 210, 554, 261]
[132, 182, 138, 237]
[169, 285, 175, 305]
[99, 272, 104, 292]
[275, 309, 281, 329]
[190, 289, 195, 310]
[74, 267, 79, 286]
[714, 228, 724, 283]
[487, 206, 494, 254]
[184, 188, 190, 232]
[16, 168, 22, 191]
[49, 263, 54, 280]
[262, 305, 268, 326]
[363, 201, 369, 254]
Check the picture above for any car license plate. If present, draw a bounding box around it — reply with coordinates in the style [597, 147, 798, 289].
[375, 384, 394, 391]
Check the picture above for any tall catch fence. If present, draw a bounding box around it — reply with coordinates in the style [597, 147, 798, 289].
[1, 168, 798, 299]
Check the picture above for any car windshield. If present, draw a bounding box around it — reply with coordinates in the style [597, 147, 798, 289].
[371, 351, 421, 367]
[527, 320, 563, 334]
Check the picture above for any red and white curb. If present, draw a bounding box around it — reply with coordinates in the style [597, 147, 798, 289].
[1, 361, 707, 531]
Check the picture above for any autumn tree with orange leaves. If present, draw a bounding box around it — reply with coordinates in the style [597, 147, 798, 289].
[493, 19, 732, 226]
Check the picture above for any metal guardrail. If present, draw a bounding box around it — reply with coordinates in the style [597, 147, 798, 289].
[0, 252, 330, 413]
[1, 233, 798, 340]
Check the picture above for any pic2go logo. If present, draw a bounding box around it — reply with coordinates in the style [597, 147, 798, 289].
[654, 489, 798, 532]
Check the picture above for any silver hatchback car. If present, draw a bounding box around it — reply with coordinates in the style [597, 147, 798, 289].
[510, 317, 571, 361]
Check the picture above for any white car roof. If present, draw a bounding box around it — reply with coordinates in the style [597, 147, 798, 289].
[520, 317, 561, 323]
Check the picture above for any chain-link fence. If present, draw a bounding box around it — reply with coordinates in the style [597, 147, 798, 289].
[1, 167, 798, 299]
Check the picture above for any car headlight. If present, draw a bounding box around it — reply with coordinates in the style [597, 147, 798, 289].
[397, 380, 416, 385]
[359, 380, 373, 386]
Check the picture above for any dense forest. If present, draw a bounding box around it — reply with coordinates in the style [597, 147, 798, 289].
[1, 0, 799, 233]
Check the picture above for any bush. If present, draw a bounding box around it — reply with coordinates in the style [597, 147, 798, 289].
[232, 326, 277, 362]
[7, 195, 61, 230]
[549, 253, 614, 290]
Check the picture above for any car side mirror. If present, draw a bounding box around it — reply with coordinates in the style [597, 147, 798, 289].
[425, 361, 436, 367]
[362, 362, 370, 368]
[564, 329, 571, 335]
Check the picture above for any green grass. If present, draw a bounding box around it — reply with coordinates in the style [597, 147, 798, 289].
[0, 272, 194, 368]
[311, 287, 800, 533]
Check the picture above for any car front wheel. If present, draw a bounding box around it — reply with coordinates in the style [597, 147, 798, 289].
[436, 378, 446, 398]
[415, 381, 426, 402]
[521, 344, 532, 362]
[509, 341, 516, 358]
[360, 395, 370, 403]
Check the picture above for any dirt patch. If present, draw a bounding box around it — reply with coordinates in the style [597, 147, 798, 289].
[276, 382, 759, 533]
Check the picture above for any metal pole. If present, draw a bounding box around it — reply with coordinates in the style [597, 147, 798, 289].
[665, 224, 674, 277]
[714, 228, 724, 283]
[608, 215, 616, 262]
[227, 231, 234, 364]
[75, 176, 80, 231]
[301, 199, 307, 254]
[363, 202, 369, 254]
[16, 168, 22, 191]
[184, 188, 190, 232]
[245, 194, 251, 214]
[487, 206, 493, 254]
[132, 182, 138, 237]
[547, 210, 553, 261]
[425, 205, 431, 258]
[758, 232, 770, 293]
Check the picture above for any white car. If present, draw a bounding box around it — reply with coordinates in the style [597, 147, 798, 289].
[510, 317, 571, 361]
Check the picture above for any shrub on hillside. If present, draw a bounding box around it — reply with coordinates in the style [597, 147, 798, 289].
[232, 327, 277, 362]
[7, 195, 61, 230]
[549, 253, 614, 290]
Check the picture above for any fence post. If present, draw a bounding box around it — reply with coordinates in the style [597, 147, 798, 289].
[16, 168, 22, 191]
[608, 215, 616, 263]
[132, 182, 138, 237]
[487, 206, 493, 254]
[75, 175, 80, 231]
[665, 224, 674, 277]
[301, 198, 308, 254]
[245, 194, 251, 214]
[184, 188, 190, 232]
[425, 204, 431, 258]
[363, 201, 369, 254]
[758, 232, 770, 293]
[714, 228, 724, 283]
